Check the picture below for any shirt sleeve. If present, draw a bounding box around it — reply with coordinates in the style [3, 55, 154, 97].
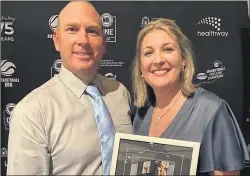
[7, 100, 50, 175]
[198, 100, 250, 173]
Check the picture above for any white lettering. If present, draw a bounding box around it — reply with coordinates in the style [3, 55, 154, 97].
[208, 74, 223, 80]
[5, 82, 13, 87]
[47, 34, 53, 38]
[4, 22, 14, 35]
[1, 16, 15, 22]
[103, 28, 114, 36]
[1, 36, 14, 41]
[1, 78, 19, 83]
[197, 30, 228, 37]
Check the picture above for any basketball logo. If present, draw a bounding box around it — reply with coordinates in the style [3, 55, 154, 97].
[49, 15, 58, 31]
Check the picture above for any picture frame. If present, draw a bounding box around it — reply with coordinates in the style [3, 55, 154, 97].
[110, 133, 200, 176]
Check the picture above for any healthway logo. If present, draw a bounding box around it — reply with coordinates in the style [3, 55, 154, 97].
[196, 17, 228, 37]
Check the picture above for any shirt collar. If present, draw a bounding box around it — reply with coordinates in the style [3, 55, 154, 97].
[58, 65, 105, 98]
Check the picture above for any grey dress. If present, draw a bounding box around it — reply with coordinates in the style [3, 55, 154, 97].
[133, 87, 250, 175]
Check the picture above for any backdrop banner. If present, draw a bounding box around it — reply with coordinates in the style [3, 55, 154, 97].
[1, 1, 249, 175]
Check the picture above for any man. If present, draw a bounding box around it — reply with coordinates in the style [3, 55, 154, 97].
[7, 1, 132, 175]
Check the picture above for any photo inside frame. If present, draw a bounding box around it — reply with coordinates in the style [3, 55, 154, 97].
[133, 156, 176, 176]
[114, 139, 193, 175]
[126, 148, 182, 176]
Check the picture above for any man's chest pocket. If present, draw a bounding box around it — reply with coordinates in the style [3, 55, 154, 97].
[113, 113, 133, 134]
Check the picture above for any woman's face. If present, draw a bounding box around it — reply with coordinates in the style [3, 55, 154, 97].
[140, 29, 185, 90]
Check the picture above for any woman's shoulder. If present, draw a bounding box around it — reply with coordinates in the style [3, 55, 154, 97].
[132, 105, 153, 134]
[192, 87, 225, 109]
[133, 105, 152, 122]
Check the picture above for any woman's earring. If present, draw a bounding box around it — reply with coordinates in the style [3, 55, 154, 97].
[141, 74, 144, 78]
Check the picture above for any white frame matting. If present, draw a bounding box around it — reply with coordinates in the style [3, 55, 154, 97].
[110, 133, 200, 175]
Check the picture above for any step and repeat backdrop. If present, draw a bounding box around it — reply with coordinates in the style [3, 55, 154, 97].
[1, 1, 250, 175]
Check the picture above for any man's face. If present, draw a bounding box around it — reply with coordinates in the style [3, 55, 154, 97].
[53, 2, 105, 81]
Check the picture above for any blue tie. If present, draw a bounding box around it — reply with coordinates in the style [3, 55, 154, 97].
[85, 84, 115, 175]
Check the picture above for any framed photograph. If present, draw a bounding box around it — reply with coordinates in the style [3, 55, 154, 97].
[110, 133, 200, 176]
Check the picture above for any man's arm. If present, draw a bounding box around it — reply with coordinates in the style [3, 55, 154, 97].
[7, 101, 50, 175]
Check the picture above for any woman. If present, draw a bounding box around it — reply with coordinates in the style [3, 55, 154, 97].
[132, 18, 249, 175]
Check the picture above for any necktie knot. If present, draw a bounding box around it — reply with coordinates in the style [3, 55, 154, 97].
[86, 84, 101, 98]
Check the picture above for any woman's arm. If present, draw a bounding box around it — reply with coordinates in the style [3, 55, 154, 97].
[210, 170, 240, 175]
